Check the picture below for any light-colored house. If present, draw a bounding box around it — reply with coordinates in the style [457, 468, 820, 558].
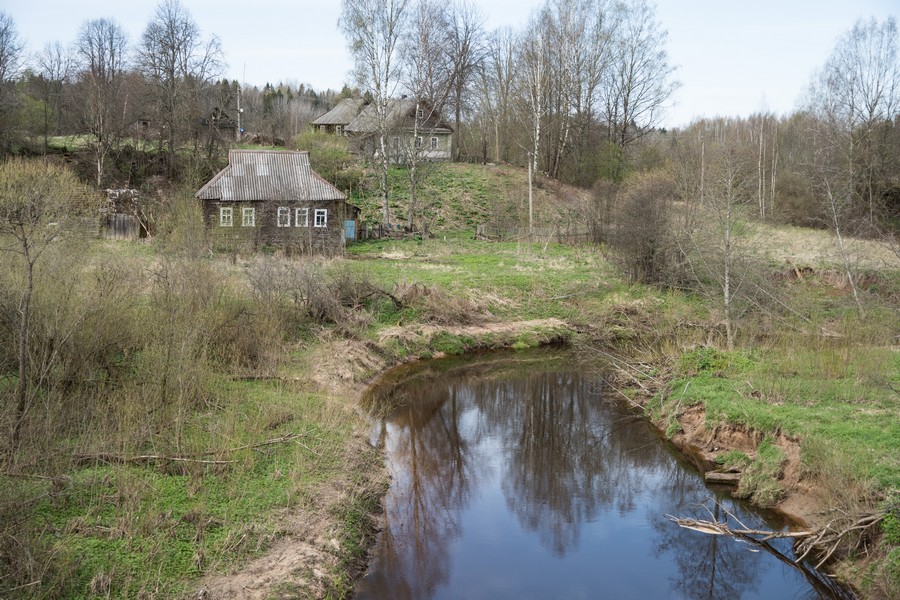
[345, 98, 453, 162]
[197, 150, 359, 253]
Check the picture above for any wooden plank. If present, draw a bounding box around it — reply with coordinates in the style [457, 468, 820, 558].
[705, 471, 742, 485]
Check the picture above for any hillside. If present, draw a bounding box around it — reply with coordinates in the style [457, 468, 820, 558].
[346, 162, 590, 232]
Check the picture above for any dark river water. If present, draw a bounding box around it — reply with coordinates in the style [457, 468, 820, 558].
[354, 350, 851, 600]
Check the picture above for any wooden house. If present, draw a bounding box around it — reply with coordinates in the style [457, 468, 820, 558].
[196, 150, 358, 253]
[310, 98, 368, 135]
[345, 98, 453, 162]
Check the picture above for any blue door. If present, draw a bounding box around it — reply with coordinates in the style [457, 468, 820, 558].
[343, 219, 356, 241]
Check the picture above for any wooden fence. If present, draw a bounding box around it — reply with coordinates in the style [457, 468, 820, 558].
[475, 224, 592, 246]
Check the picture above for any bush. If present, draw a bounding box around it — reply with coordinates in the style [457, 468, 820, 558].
[607, 171, 678, 285]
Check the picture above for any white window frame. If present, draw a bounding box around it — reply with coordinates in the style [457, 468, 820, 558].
[295, 207, 309, 227]
[430, 136, 438, 150]
[416, 109, 424, 119]
[277, 206, 290, 227]
[242, 207, 255, 227]
[314, 209, 328, 228]
[415, 136, 423, 149]
[335, 125, 342, 135]
[219, 207, 233, 227]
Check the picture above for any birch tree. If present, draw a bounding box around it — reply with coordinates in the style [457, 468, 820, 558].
[340, 0, 410, 227]
[681, 133, 757, 351]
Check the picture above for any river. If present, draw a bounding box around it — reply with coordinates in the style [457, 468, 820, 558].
[354, 350, 851, 600]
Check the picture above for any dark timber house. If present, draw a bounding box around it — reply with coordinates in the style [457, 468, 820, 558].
[197, 150, 357, 253]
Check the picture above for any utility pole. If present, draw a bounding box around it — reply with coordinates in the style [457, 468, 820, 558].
[236, 63, 246, 142]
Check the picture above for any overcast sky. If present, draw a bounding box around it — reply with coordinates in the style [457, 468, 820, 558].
[5, 0, 898, 129]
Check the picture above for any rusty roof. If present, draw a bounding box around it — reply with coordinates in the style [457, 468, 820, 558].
[310, 98, 367, 126]
[196, 150, 346, 202]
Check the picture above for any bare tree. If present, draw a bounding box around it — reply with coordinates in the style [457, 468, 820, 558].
[138, 0, 223, 178]
[74, 17, 129, 186]
[32, 41, 74, 153]
[340, 0, 410, 226]
[603, 0, 677, 148]
[401, 0, 460, 228]
[478, 26, 516, 163]
[0, 11, 24, 153]
[807, 16, 899, 226]
[445, 1, 486, 161]
[0, 160, 92, 461]
[680, 131, 759, 351]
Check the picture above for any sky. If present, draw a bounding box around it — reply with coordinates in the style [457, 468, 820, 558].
[4, 0, 898, 129]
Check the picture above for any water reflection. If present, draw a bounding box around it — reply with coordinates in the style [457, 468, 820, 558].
[355, 352, 851, 600]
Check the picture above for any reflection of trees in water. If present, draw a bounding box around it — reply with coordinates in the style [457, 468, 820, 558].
[478, 372, 667, 555]
[654, 497, 758, 600]
[358, 374, 484, 600]
[357, 358, 847, 600]
[651, 463, 852, 600]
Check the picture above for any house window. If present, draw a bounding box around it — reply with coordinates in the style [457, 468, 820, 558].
[242, 207, 255, 227]
[430, 136, 438, 150]
[415, 136, 423, 149]
[219, 207, 233, 227]
[277, 207, 290, 227]
[416, 109, 424, 119]
[314, 209, 327, 228]
[335, 125, 343, 135]
[295, 207, 309, 227]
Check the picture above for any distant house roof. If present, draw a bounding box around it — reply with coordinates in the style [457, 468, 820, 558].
[310, 98, 368, 126]
[345, 98, 453, 135]
[196, 150, 346, 202]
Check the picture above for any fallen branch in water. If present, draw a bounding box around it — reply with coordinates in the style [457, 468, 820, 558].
[794, 512, 886, 569]
[666, 514, 813, 541]
[668, 506, 886, 571]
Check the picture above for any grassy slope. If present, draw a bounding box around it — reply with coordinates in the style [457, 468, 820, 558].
[347, 162, 584, 230]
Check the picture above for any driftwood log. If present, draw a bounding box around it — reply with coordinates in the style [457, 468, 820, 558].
[74, 432, 314, 467]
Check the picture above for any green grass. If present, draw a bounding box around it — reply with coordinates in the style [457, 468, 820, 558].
[7, 378, 360, 598]
[664, 342, 899, 490]
[348, 235, 622, 323]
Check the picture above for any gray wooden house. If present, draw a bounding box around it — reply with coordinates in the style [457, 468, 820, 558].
[310, 98, 368, 135]
[197, 150, 358, 253]
[345, 98, 453, 162]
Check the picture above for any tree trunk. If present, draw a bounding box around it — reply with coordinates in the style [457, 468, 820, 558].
[11, 253, 34, 460]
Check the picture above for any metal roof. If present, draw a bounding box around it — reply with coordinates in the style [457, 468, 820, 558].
[345, 98, 453, 135]
[310, 98, 367, 126]
[196, 150, 346, 202]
